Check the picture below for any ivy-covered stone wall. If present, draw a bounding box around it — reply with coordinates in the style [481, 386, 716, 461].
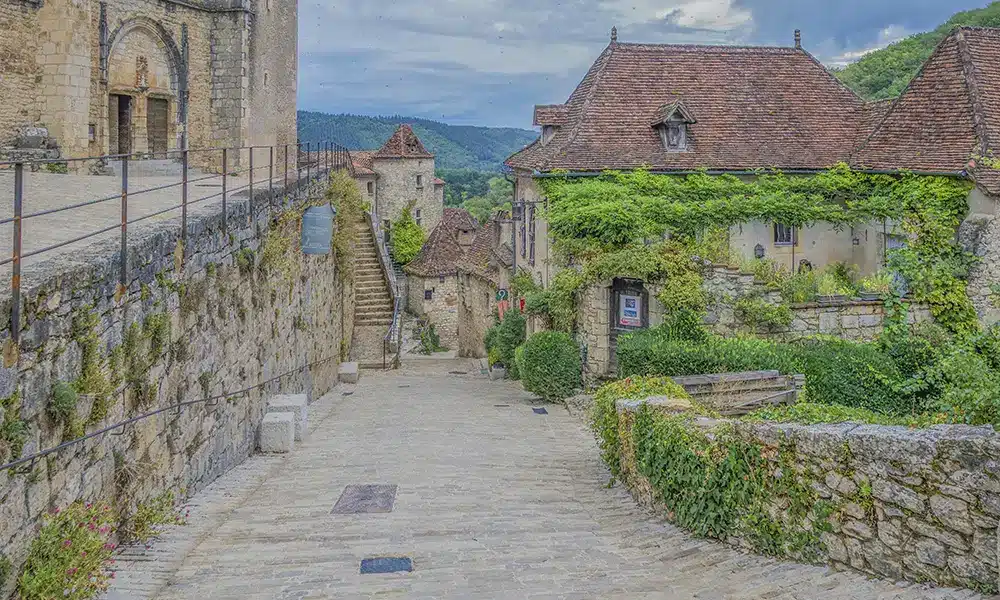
[0, 175, 353, 595]
[616, 400, 1000, 592]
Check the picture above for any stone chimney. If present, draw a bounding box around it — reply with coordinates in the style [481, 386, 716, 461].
[794, 29, 802, 49]
[611, 26, 618, 43]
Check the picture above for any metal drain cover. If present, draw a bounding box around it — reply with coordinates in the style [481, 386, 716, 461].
[533, 407, 548, 415]
[494, 404, 511, 407]
[449, 371, 467, 375]
[332, 485, 398, 514]
[361, 557, 412, 574]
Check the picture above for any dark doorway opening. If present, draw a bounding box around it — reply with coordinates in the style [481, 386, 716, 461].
[147, 98, 169, 158]
[609, 278, 649, 374]
[109, 94, 132, 156]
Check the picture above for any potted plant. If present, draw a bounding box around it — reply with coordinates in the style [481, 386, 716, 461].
[487, 348, 507, 381]
[858, 271, 894, 301]
[816, 273, 852, 305]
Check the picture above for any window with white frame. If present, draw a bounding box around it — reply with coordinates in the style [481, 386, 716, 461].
[774, 223, 798, 246]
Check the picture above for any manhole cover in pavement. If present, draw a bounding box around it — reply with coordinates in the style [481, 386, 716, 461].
[360, 557, 412, 574]
[342, 391, 354, 396]
[494, 404, 511, 407]
[533, 407, 548, 415]
[449, 371, 467, 375]
[332, 485, 398, 514]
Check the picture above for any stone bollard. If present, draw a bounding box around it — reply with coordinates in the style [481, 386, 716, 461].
[259, 412, 295, 453]
[339, 362, 359, 384]
[267, 394, 308, 441]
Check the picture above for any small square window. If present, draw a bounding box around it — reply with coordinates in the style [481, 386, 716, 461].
[415, 209, 421, 226]
[416, 175, 423, 189]
[774, 223, 798, 246]
[367, 181, 374, 195]
[439, 275, 445, 283]
[424, 289, 433, 300]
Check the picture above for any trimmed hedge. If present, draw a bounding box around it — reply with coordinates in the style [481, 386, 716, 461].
[617, 326, 907, 416]
[484, 311, 526, 378]
[519, 332, 582, 402]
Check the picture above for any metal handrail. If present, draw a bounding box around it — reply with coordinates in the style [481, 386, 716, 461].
[368, 212, 401, 369]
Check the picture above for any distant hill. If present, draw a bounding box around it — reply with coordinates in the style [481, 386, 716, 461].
[835, 2, 1000, 100]
[296, 112, 538, 172]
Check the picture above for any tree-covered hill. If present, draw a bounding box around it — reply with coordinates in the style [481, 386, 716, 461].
[297, 112, 537, 172]
[834, 2, 1000, 100]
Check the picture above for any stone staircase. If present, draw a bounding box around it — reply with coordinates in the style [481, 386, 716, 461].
[351, 215, 398, 368]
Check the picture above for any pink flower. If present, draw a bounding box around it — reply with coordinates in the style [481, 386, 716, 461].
[103, 543, 114, 550]
[85, 503, 92, 509]
[88, 523, 96, 530]
[63, 539, 72, 547]
[110, 572, 116, 579]
[54, 507, 61, 514]
[67, 567, 78, 575]
[80, 551, 87, 557]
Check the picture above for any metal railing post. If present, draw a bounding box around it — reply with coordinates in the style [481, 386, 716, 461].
[249, 147, 255, 226]
[181, 149, 189, 253]
[11, 163, 23, 345]
[307, 142, 312, 184]
[269, 145, 274, 202]
[283, 144, 289, 190]
[120, 156, 128, 288]
[221, 148, 228, 234]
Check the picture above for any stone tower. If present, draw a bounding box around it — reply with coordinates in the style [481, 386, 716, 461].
[371, 124, 445, 234]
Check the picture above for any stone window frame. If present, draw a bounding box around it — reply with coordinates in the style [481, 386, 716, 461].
[657, 118, 689, 152]
[415, 209, 422, 226]
[774, 223, 798, 247]
[367, 181, 374, 196]
[416, 174, 423, 190]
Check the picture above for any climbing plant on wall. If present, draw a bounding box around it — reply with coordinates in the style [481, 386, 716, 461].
[537, 165, 976, 333]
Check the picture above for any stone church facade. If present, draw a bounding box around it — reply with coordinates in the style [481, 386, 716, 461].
[0, 0, 297, 168]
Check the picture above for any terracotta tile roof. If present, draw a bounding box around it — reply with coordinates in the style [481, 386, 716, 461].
[404, 224, 464, 277]
[404, 209, 477, 277]
[507, 40, 865, 173]
[457, 216, 513, 286]
[433, 177, 446, 186]
[534, 104, 570, 126]
[351, 150, 376, 176]
[852, 29, 978, 177]
[374, 124, 434, 159]
[442, 207, 478, 231]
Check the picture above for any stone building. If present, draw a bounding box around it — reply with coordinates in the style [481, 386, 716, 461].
[456, 214, 514, 358]
[404, 208, 477, 347]
[0, 0, 297, 167]
[351, 124, 446, 235]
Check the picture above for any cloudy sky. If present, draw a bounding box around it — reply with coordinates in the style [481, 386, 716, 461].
[297, 0, 989, 129]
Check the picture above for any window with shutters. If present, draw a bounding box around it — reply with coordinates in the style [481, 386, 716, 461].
[528, 206, 536, 265]
[774, 223, 798, 246]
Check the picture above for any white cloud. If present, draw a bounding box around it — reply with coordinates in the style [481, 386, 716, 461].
[826, 24, 910, 67]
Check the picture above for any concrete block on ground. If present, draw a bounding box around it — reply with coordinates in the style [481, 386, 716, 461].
[259, 412, 295, 453]
[339, 362, 359, 384]
[489, 366, 507, 381]
[267, 394, 308, 441]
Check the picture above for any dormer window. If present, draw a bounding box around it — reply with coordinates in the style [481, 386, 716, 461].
[651, 99, 696, 153]
[542, 125, 557, 146]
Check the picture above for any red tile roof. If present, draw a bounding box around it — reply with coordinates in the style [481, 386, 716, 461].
[507, 39, 866, 173]
[852, 27, 992, 190]
[433, 177, 446, 186]
[534, 105, 570, 126]
[351, 150, 376, 176]
[374, 124, 434, 159]
[457, 216, 514, 286]
[404, 208, 478, 277]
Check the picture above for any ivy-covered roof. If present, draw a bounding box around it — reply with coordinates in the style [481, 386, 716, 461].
[507, 38, 866, 173]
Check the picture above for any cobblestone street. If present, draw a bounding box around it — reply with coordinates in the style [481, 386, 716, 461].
[104, 359, 989, 600]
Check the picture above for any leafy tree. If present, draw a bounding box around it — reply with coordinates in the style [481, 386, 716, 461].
[389, 202, 426, 265]
[461, 176, 513, 224]
[835, 2, 1000, 100]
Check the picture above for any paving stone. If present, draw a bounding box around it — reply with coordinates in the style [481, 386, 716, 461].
[104, 359, 988, 600]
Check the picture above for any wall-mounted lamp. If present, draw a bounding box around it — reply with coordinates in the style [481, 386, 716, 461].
[754, 244, 765, 259]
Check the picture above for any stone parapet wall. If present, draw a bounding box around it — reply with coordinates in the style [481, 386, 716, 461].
[0, 173, 352, 595]
[616, 400, 1000, 591]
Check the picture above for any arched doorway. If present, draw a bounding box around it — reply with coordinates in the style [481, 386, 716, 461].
[106, 19, 183, 158]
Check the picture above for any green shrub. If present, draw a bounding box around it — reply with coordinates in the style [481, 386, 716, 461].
[483, 311, 526, 377]
[745, 403, 951, 427]
[49, 382, 78, 423]
[18, 501, 117, 600]
[878, 322, 950, 408]
[389, 202, 426, 264]
[734, 297, 793, 330]
[795, 338, 906, 415]
[929, 347, 1000, 425]
[659, 309, 709, 343]
[519, 332, 582, 402]
[524, 291, 551, 316]
[781, 271, 818, 303]
[617, 329, 799, 379]
[417, 323, 445, 355]
[591, 376, 691, 483]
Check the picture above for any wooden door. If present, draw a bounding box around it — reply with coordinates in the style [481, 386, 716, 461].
[146, 98, 169, 158]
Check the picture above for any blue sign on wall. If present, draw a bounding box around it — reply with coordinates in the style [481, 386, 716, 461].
[302, 204, 335, 255]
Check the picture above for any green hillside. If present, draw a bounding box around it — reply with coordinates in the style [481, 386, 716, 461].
[296, 112, 537, 172]
[835, 2, 1000, 100]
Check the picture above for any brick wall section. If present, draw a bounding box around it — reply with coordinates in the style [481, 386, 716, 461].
[617, 401, 1000, 591]
[409, 274, 460, 349]
[0, 174, 353, 595]
[373, 157, 443, 234]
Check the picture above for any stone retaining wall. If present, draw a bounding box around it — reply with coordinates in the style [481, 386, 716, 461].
[616, 400, 1000, 592]
[0, 174, 353, 595]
